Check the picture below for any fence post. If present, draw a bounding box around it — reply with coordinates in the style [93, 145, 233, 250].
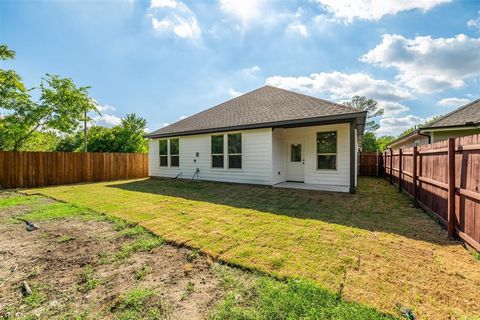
[447, 138, 456, 238]
[412, 146, 418, 207]
[389, 148, 393, 185]
[398, 148, 403, 192]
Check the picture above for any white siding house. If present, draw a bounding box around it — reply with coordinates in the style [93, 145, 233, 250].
[146, 86, 366, 193]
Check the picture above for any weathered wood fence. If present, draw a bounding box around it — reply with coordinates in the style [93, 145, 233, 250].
[359, 152, 383, 176]
[0, 151, 148, 189]
[383, 134, 480, 251]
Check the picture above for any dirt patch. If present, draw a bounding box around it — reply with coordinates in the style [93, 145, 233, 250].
[0, 195, 227, 319]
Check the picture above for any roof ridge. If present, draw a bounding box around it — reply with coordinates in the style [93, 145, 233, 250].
[426, 97, 480, 127]
[265, 85, 360, 113]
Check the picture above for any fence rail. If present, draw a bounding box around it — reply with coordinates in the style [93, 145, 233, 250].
[0, 151, 148, 189]
[382, 134, 480, 251]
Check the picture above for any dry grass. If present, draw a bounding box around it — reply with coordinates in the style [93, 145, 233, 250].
[25, 177, 480, 319]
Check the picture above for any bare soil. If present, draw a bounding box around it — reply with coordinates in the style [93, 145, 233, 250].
[0, 193, 226, 319]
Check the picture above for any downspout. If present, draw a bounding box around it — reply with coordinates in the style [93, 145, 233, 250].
[417, 130, 431, 144]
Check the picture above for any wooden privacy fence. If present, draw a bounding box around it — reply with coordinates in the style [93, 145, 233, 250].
[359, 152, 383, 176]
[383, 134, 480, 251]
[0, 151, 149, 189]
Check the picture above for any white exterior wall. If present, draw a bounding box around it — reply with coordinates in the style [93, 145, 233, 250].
[148, 123, 354, 192]
[148, 128, 273, 185]
[272, 123, 351, 192]
[272, 129, 286, 185]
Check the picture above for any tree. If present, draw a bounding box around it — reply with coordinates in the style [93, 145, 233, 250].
[344, 96, 384, 132]
[0, 44, 99, 151]
[361, 131, 379, 152]
[55, 113, 148, 153]
[376, 136, 396, 152]
[18, 131, 59, 151]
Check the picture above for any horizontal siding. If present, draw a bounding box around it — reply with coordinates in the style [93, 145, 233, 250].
[272, 129, 286, 184]
[149, 128, 272, 185]
[273, 123, 351, 187]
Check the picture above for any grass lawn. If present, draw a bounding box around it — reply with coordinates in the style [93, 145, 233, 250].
[25, 177, 480, 319]
[1, 192, 392, 319]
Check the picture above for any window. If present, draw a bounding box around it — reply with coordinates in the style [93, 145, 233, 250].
[290, 144, 302, 162]
[228, 133, 242, 169]
[170, 138, 179, 167]
[211, 135, 224, 168]
[159, 140, 168, 167]
[316, 132, 337, 170]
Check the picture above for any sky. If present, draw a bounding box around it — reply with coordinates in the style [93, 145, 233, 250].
[1, 0, 480, 136]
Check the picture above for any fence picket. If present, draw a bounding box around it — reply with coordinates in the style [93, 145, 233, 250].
[378, 134, 480, 251]
[0, 151, 148, 189]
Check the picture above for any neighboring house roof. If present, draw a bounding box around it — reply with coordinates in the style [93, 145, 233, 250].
[146, 85, 366, 138]
[388, 128, 430, 148]
[426, 98, 480, 129]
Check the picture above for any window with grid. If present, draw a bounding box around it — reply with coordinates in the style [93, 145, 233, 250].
[159, 139, 168, 167]
[228, 133, 242, 169]
[211, 135, 224, 168]
[169, 138, 179, 167]
[316, 132, 337, 170]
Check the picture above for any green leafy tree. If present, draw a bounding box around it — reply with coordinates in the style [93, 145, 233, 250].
[376, 136, 396, 152]
[0, 44, 99, 151]
[19, 131, 59, 151]
[55, 113, 148, 153]
[344, 96, 384, 132]
[361, 131, 379, 152]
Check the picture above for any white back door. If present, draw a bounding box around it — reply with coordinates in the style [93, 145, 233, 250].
[286, 141, 305, 182]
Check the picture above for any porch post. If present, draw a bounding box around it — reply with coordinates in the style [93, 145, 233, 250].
[349, 119, 356, 194]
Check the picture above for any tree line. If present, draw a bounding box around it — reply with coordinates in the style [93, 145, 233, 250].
[0, 44, 147, 153]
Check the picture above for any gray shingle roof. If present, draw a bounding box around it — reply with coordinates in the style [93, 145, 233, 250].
[427, 98, 480, 128]
[146, 85, 365, 138]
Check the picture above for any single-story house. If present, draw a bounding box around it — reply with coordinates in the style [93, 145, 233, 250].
[145, 86, 366, 193]
[389, 97, 480, 149]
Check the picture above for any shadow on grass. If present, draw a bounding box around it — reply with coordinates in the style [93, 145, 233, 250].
[107, 176, 453, 245]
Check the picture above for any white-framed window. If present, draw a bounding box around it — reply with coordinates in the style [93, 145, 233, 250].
[228, 133, 242, 169]
[211, 135, 224, 168]
[316, 131, 337, 170]
[159, 139, 168, 167]
[159, 138, 179, 167]
[170, 138, 179, 167]
[210, 133, 242, 169]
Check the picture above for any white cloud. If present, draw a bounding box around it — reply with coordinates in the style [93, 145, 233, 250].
[178, 115, 188, 120]
[286, 22, 308, 37]
[265, 71, 412, 102]
[376, 115, 424, 136]
[316, 0, 450, 22]
[240, 65, 261, 77]
[437, 97, 469, 107]
[361, 34, 480, 93]
[150, 0, 178, 8]
[380, 101, 409, 116]
[96, 104, 116, 113]
[228, 88, 243, 97]
[94, 114, 122, 127]
[150, 0, 201, 40]
[467, 11, 480, 31]
[219, 0, 264, 29]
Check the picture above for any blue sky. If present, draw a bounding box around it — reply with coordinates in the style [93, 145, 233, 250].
[1, 0, 480, 136]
